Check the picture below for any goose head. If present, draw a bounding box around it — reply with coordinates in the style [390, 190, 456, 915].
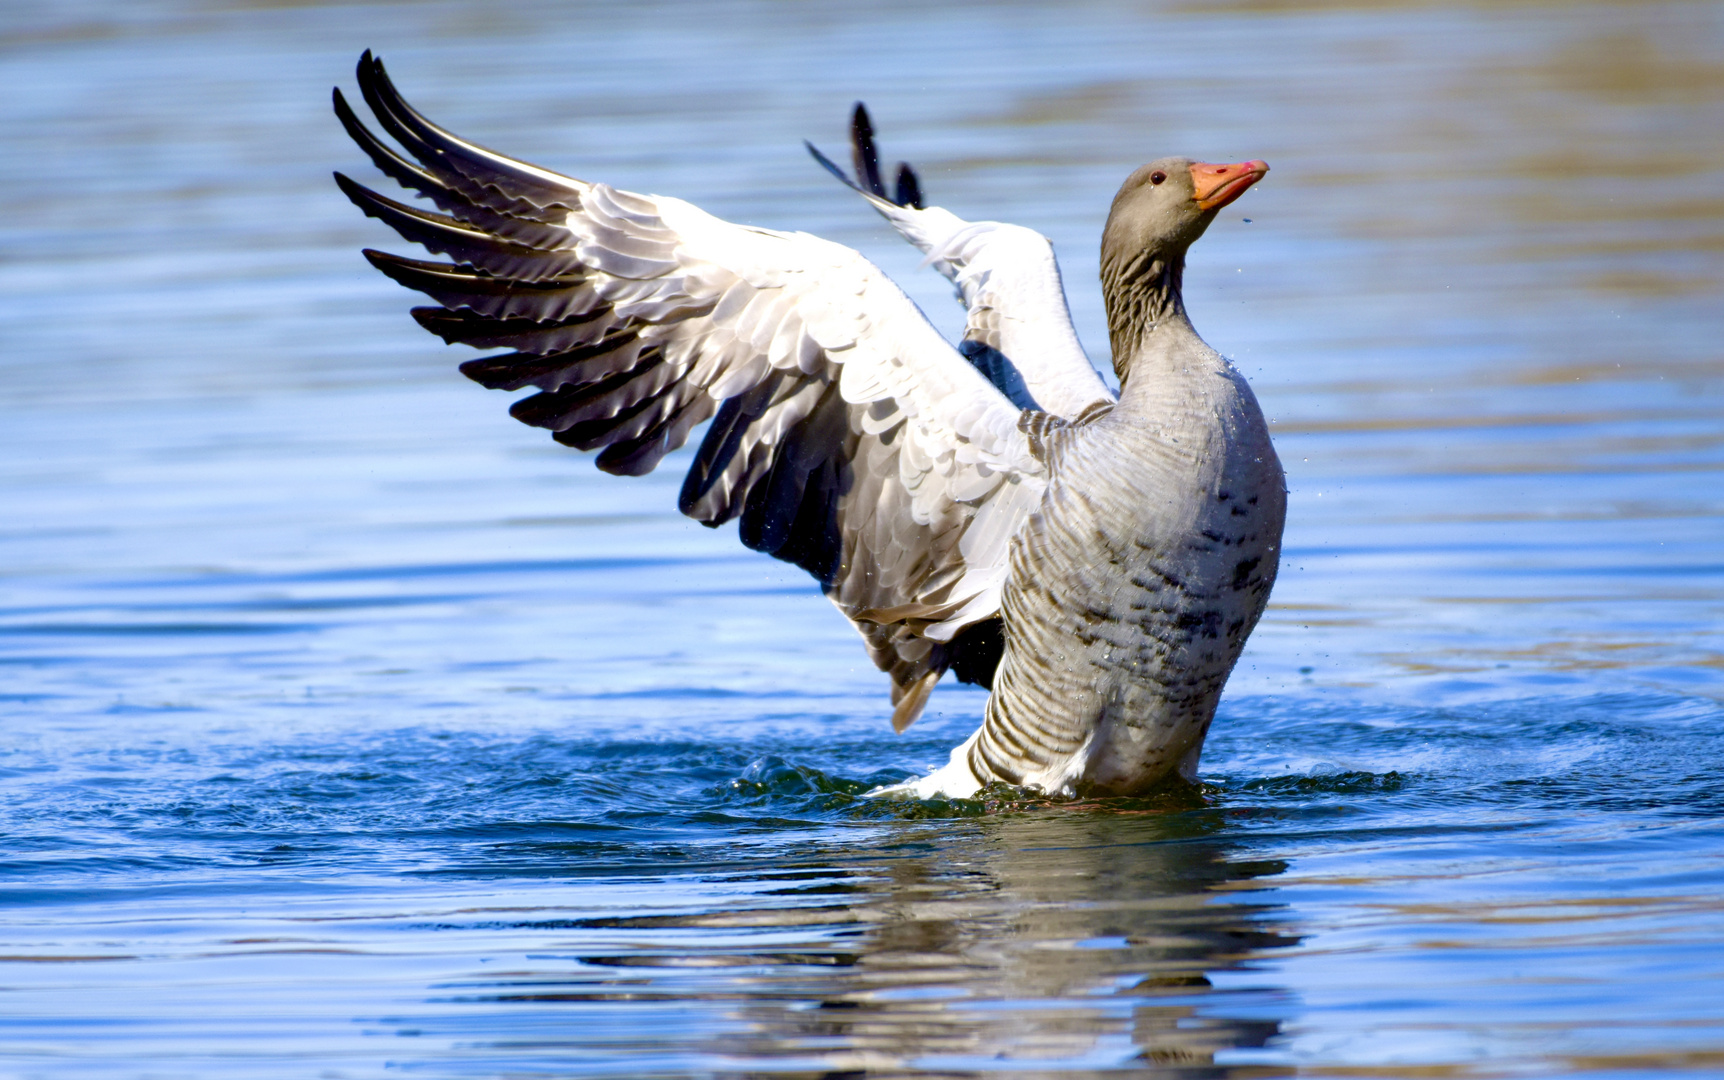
[1099, 157, 1268, 370]
[1102, 157, 1268, 260]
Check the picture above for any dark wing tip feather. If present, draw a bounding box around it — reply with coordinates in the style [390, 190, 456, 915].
[333, 170, 393, 213]
[354, 51, 435, 153]
[457, 351, 589, 392]
[409, 305, 476, 345]
[330, 87, 377, 154]
[408, 305, 539, 347]
[335, 170, 461, 238]
[334, 170, 404, 224]
[362, 246, 451, 282]
[804, 141, 861, 193]
[849, 102, 885, 198]
[456, 352, 531, 390]
[337, 171, 559, 280]
[894, 163, 923, 210]
[409, 304, 609, 351]
[333, 85, 447, 199]
[353, 49, 581, 214]
[353, 50, 377, 98]
[814, 103, 926, 209]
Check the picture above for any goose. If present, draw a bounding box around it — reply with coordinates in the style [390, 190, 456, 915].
[333, 52, 1285, 799]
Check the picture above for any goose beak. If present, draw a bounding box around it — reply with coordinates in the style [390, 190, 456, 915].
[1191, 160, 1268, 211]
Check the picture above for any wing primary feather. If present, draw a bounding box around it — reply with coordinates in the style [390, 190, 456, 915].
[738, 381, 836, 556]
[353, 54, 466, 191]
[804, 140, 861, 193]
[336, 173, 581, 278]
[364, 249, 580, 296]
[332, 87, 461, 210]
[549, 392, 662, 452]
[459, 350, 602, 392]
[336, 172, 518, 248]
[358, 52, 581, 213]
[338, 87, 573, 247]
[894, 163, 923, 210]
[593, 392, 719, 477]
[365, 252, 598, 324]
[408, 304, 611, 349]
[678, 391, 751, 517]
[774, 456, 845, 584]
[849, 102, 885, 198]
[738, 381, 848, 581]
[456, 335, 642, 392]
[679, 374, 790, 523]
[511, 349, 663, 431]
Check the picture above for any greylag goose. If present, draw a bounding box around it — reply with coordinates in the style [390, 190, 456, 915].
[333, 53, 1285, 798]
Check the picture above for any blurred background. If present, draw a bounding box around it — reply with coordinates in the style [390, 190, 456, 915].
[1, 1, 1721, 1077]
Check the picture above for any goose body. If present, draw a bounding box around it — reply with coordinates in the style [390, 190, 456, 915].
[915, 321, 1284, 798]
[335, 54, 1285, 799]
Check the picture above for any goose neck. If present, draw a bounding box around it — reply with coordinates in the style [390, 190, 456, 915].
[1101, 244, 1190, 385]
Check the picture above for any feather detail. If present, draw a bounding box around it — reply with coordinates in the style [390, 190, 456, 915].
[338, 55, 1052, 730]
[808, 107, 1115, 420]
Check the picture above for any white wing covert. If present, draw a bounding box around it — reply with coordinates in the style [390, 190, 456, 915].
[335, 53, 1045, 730]
[808, 106, 1116, 420]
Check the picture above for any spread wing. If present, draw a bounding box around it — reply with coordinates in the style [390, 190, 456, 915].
[807, 105, 1116, 419]
[334, 52, 1047, 730]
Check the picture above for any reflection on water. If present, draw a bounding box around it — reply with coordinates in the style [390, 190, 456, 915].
[411, 815, 1293, 1074]
[2, 0, 1722, 1076]
[0, 712, 1313, 1075]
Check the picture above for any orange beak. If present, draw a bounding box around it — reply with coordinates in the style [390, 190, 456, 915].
[1191, 160, 1269, 211]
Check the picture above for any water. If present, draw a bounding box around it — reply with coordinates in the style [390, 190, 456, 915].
[2, 0, 1722, 1075]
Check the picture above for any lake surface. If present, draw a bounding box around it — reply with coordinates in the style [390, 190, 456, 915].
[2, 0, 1722, 1075]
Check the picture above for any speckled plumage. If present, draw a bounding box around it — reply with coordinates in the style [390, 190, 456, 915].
[946, 322, 1285, 797]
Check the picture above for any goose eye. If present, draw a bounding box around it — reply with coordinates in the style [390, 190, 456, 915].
[1149, 170, 1166, 185]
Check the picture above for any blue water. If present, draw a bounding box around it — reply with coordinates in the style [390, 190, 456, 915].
[3, 0, 1722, 1075]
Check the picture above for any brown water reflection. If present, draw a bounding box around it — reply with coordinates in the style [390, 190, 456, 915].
[429, 814, 1295, 1075]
